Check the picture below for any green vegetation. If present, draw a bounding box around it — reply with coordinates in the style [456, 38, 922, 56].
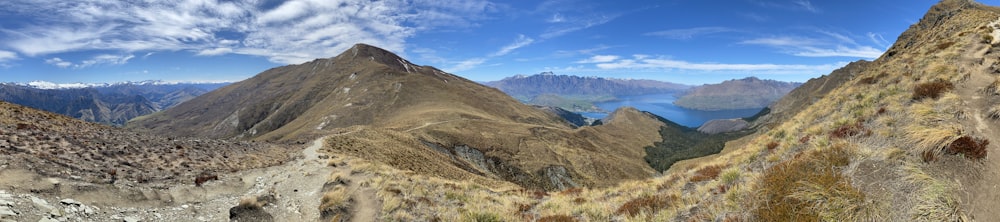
[527, 93, 614, 112]
[643, 121, 752, 172]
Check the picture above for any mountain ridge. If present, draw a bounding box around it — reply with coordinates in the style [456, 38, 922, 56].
[673, 77, 802, 111]
[130, 43, 670, 190]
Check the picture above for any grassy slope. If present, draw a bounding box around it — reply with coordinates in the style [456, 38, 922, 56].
[318, 1, 1000, 221]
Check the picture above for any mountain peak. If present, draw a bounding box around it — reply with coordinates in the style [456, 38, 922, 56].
[334, 43, 428, 74]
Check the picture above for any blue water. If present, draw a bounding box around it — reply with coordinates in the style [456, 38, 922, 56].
[580, 94, 763, 128]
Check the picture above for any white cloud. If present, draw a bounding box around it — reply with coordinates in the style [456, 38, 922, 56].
[794, 0, 819, 13]
[867, 32, 889, 48]
[741, 31, 884, 59]
[547, 13, 566, 23]
[197, 48, 234, 56]
[492, 35, 534, 57]
[45, 57, 71, 68]
[44, 54, 134, 69]
[590, 54, 846, 75]
[0, 0, 495, 64]
[541, 14, 617, 39]
[576, 55, 620, 63]
[645, 27, 734, 39]
[447, 58, 487, 72]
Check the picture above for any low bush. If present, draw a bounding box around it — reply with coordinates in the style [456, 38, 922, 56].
[830, 122, 870, 139]
[912, 80, 954, 100]
[944, 136, 989, 160]
[615, 195, 678, 217]
[463, 212, 503, 222]
[754, 145, 866, 221]
[690, 165, 725, 182]
[538, 215, 578, 222]
[766, 142, 780, 151]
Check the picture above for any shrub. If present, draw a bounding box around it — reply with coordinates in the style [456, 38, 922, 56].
[690, 165, 724, 182]
[463, 212, 503, 222]
[538, 215, 578, 222]
[830, 122, 870, 139]
[754, 145, 867, 221]
[766, 142, 780, 151]
[944, 136, 989, 160]
[615, 195, 678, 217]
[799, 135, 812, 144]
[912, 80, 954, 100]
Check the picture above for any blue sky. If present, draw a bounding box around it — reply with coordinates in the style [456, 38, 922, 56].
[0, 0, 985, 85]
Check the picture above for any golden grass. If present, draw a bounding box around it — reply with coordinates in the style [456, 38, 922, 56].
[752, 143, 873, 221]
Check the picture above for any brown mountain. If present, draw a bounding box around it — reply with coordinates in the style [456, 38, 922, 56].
[673, 77, 801, 111]
[130, 44, 668, 190]
[0, 100, 289, 186]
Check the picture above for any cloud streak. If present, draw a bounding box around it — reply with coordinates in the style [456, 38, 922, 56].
[0, 0, 496, 64]
[492, 35, 535, 57]
[645, 27, 735, 39]
[44, 54, 135, 69]
[582, 54, 846, 75]
[741, 31, 884, 59]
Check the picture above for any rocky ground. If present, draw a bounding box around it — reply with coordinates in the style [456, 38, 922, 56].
[0, 136, 335, 222]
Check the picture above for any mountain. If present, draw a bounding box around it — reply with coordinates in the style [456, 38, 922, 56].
[0, 81, 227, 125]
[673, 77, 802, 111]
[484, 72, 689, 100]
[0, 100, 289, 185]
[303, 1, 1000, 221]
[130, 44, 669, 190]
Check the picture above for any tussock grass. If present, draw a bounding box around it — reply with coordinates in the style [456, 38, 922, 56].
[982, 78, 1000, 95]
[615, 194, 678, 217]
[912, 80, 955, 100]
[904, 165, 966, 221]
[753, 144, 872, 221]
[904, 125, 961, 155]
[689, 165, 725, 182]
[989, 105, 1000, 120]
[538, 215, 578, 222]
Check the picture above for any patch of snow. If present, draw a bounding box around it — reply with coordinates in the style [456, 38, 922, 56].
[342, 88, 350, 93]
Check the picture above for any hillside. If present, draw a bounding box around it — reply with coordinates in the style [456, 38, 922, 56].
[673, 77, 802, 111]
[308, 0, 1000, 221]
[0, 82, 226, 125]
[130, 44, 669, 190]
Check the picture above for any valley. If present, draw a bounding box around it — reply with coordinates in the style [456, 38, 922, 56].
[1, 0, 999, 221]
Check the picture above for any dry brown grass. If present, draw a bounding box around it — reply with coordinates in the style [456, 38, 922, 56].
[989, 105, 1000, 120]
[615, 194, 678, 217]
[753, 144, 870, 221]
[538, 215, 578, 222]
[689, 165, 725, 182]
[912, 80, 955, 100]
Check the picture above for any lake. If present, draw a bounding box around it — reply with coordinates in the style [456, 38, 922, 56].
[580, 94, 763, 128]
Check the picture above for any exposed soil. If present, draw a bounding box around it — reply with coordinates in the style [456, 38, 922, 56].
[0, 136, 340, 222]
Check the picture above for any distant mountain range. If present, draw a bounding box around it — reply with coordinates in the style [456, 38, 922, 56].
[484, 72, 689, 112]
[129, 44, 671, 190]
[673, 77, 802, 111]
[485, 72, 689, 99]
[0, 81, 229, 125]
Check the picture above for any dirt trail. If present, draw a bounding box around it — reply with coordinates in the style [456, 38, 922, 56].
[0, 136, 342, 221]
[954, 38, 1000, 221]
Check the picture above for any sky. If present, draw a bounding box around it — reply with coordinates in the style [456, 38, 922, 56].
[0, 0, 991, 85]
